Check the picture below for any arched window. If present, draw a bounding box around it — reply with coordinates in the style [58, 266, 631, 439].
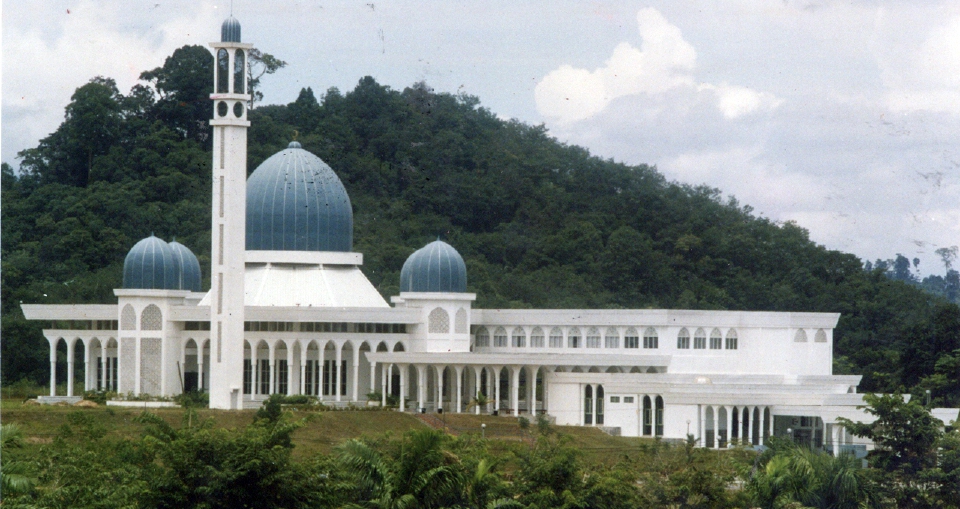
[643, 327, 659, 349]
[549, 327, 563, 348]
[530, 327, 545, 348]
[512, 327, 526, 348]
[233, 49, 245, 94]
[493, 327, 508, 347]
[586, 327, 601, 348]
[596, 385, 604, 425]
[141, 305, 162, 331]
[455, 308, 468, 333]
[655, 396, 664, 437]
[604, 327, 619, 349]
[710, 328, 722, 349]
[475, 327, 490, 347]
[725, 329, 738, 349]
[567, 327, 581, 348]
[814, 329, 827, 343]
[643, 395, 652, 435]
[694, 328, 707, 349]
[584, 385, 593, 425]
[217, 49, 229, 94]
[677, 327, 690, 349]
[624, 327, 639, 349]
[794, 329, 808, 342]
[120, 304, 136, 330]
[428, 307, 450, 333]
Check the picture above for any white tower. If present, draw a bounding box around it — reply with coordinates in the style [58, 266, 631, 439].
[208, 17, 252, 409]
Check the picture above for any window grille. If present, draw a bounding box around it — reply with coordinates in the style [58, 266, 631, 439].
[677, 328, 690, 349]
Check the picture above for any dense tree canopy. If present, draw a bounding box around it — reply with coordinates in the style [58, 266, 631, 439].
[3, 45, 960, 407]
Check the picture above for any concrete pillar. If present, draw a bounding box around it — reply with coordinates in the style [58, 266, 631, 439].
[135, 336, 142, 395]
[334, 344, 342, 402]
[381, 363, 389, 406]
[286, 344, 294, 396]
[416, 364, 426, 412]
[399, 364, 407, 412]
[455, 365, 463, 413]
[49, 339, 57, 396]
[526, 366, 536, 414]
[729, 406, 736, 448]
[700, 405, 706, 447]
[493, 366, 502, 413]
[369, 360, 377, 401]
[317, 345, 325, 401]
[199, 341, 207, 392]
[351, 346, 360, 402]
[83, 340, 92, 394]
[299, 343, 307, 395]
[101, 343, 108, 391]
[436, 365, 445, 411]
[66, 339, 76, 397]
[511, 366, 521, 416]
[251, 344, 258, 396]
[767, 407, 774, 444]
[714, 407, 721, 449]
[474, 367, 482, 415]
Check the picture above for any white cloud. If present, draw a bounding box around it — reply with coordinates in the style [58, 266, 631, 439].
[534, 8, 695, 123]
[699, 83, 783, 119]
[534, 7, 779, 124]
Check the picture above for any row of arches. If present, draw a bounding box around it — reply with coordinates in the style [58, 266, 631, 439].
[795, 329, 828, 343]
[702, 405, 773, 448]
[474, 326, 740, 351]
[427, 307, 469, 334]
[45, 336, 119, 397]
[119, 304, 163, 331]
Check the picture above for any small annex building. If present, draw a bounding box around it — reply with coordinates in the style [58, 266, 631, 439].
[22, 16, 881, 451]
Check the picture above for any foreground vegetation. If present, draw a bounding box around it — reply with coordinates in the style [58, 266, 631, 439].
[2, 394, 958, 508]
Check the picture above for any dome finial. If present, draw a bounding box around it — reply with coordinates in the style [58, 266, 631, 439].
[292, 129, 299, 141]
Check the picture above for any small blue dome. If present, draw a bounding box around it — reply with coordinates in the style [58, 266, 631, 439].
[246, 142, 353, 252]
[168, 241, 203, 292]
[400, 240, 468, 293]
[123, 235, 179, 290]
[221, 16, 241, 43]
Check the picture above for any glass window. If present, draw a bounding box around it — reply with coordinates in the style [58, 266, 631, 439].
[694, 328, 706, 349]
[710, 328, 722, 349]
[494, 327, 508, 347]
[530, 327, 545, 348]
[610, 396, 620, 403]
[643, 327, 658, 349]
[586, 328, 601, 348]
[475, 327, 490, 347]
[604, 327, 619, 348]
[625, 327, 639, 349]
[677, 328, 690, 349]
[512, 327, 526, 347]
[623, 396, 634, 403]
[217, 49, 229, 93]
[725, 329, 738, 350]
[233, 49, 245, 94]
[549, 328, 563, 348]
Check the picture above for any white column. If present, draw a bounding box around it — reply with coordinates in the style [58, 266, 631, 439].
[134, 337, 142, 395]
[381, 363, 389, 406]
[474, 367, 482, 415]
[493, 366, 502, 413]
[351, 346, 360, 402]
[455, 365, 463, 413]
[49, 339, 57, 396]
[334, 343, 342, 402]
[511, 366, 521, 416]
[66, 339, 76, 397]
[286, 344, 294, 396]
[83, 340, 92, 394]
[526, 366, 536, 414]
[299, 343, 306, 396]
[199, 341, 207, 392]
[317, 345, 325, 401]
[416, 364, 426, 412]
[767, 407, 774, 444]
[100, 344, 108, 391]
[729, 406, 736, 448]
[251, 343, 258, 396]
[399, 364, 407, 412]
[714, 407, 721, 449]
[369, 360, 377, 401]
[748, 406, 756, 445]
[699, 405, 706, 447]
[268, 342, 277, 395]
[436, 366, 445, 412]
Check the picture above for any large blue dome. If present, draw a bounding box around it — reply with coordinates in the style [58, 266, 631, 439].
[122, 235, 179, 290]
[246, 142, 353, 252]
[168, 241, 203, 292]
[400, 240, 468, 293]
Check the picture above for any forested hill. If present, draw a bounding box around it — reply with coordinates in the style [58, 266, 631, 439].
[2, 46, 959, 404]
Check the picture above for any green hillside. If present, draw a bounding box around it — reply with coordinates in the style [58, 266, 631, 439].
[2, 45, 959, 405]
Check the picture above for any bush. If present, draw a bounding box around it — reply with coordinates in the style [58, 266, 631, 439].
[174, 391, 209, 408]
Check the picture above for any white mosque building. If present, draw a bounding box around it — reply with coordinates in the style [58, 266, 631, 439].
[21, 17, 883, 451]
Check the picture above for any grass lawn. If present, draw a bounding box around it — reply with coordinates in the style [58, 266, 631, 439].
[2, 401, 653, 464]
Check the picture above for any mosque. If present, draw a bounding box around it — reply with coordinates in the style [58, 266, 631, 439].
[21, 16, 884, 451]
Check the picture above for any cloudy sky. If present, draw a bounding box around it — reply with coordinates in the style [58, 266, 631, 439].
[4, 1, 960, 275]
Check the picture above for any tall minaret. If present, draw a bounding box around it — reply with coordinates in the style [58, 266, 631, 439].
[208, 17, 252, 410]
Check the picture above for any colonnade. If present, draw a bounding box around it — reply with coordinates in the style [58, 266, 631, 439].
[701, 405, 772, 448]
[46, 336, 118, 397]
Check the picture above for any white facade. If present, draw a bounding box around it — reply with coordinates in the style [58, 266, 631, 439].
[20, 17, 883, 451]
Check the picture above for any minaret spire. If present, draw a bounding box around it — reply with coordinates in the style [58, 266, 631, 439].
[207, 16, 252, 410]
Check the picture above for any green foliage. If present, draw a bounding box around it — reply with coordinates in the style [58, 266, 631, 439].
[173, 390, 209, 408]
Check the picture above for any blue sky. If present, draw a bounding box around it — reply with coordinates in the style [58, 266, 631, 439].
[4, 1, 960, 275]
